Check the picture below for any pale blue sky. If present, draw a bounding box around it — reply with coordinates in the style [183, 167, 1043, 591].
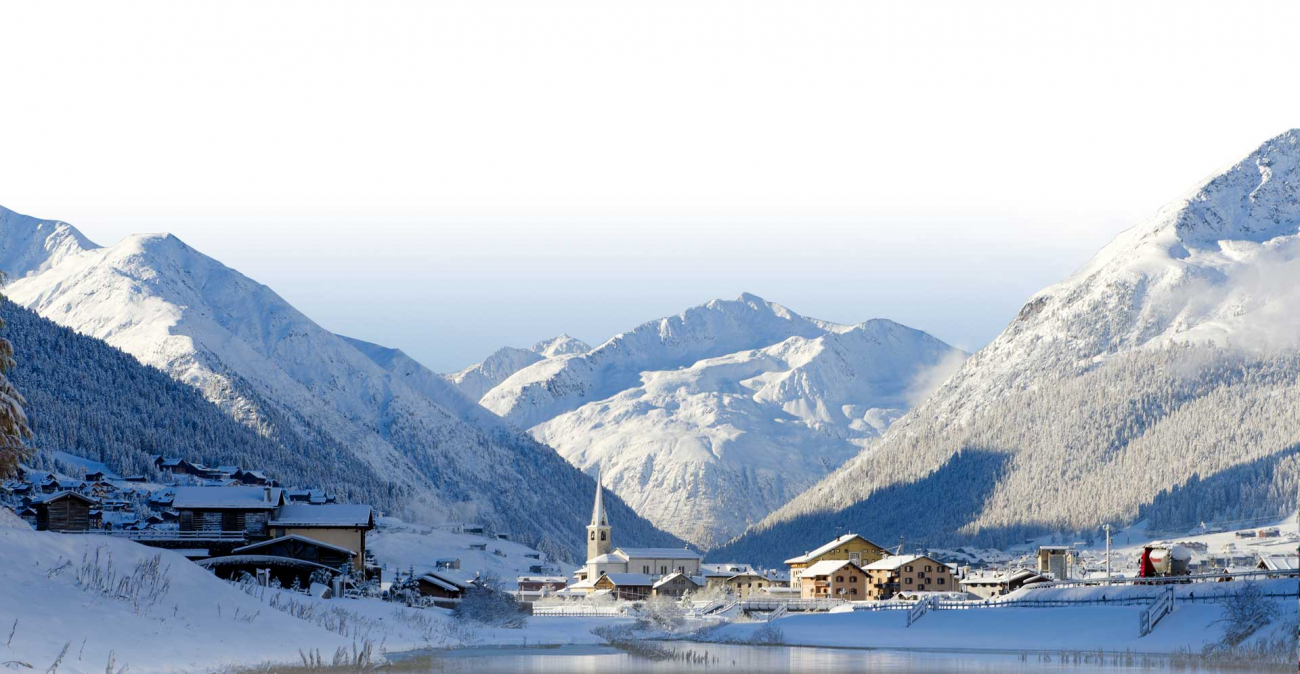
[3, 1, 1298, 371]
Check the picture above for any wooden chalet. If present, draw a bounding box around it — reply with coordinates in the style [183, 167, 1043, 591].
[592, 573, 654, 601]
[415, 571, 470, 599]
[31, 491, 98, 532]
[171, 486, 285, 538]
[269, 503, 375, 576]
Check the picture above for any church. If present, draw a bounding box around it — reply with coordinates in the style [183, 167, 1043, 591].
[567, 469, 702, 598]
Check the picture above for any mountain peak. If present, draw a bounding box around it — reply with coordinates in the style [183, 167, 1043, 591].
[1170, 128, 1300, 246]
[532, 333, 591, 358]
[0, 205, 99, 279]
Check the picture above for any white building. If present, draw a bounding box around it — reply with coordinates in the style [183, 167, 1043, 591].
[569, 468, 701, 594]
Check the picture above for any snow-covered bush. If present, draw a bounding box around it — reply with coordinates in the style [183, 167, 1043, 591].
[1215, 582, 1279, 646]
[453, 574, 524, 628]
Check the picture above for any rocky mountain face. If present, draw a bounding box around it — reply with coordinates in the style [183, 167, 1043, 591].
[714, 130, 1300, 566]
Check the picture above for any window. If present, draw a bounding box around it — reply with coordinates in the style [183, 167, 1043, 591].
[919, 585, 926, 591]
[851, 588, 857, 595]
[905, 578, 913, 585]
[835, 575, 844, 582]
[906, 566, 913, 572]
[660, 566, 667, 575]
[643, 565, 650, 573]
[925, 565, 932, 572]
[600, 531, 606, 541]
[590, 532, 595, 541]
[938, 578, 946, 585]
[849, 576, 857, 582]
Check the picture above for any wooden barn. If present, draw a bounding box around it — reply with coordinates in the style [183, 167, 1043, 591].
[31, 491, 97, 532]
[231, 534, 356, 570]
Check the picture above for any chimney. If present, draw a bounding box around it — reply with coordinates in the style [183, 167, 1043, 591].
[264, 486, 272, 502]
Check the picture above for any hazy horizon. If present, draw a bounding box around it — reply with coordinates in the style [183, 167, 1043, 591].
[4, 2, 1298, 371]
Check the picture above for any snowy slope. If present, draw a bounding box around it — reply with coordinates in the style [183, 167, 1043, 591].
[534, 319, 963, 546]
[0, 208, 680, 558]
[718, 129, 1300, 564]
[447, 335, 591, 402]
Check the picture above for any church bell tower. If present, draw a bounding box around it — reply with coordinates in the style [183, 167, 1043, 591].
[586, 466, 612, 562]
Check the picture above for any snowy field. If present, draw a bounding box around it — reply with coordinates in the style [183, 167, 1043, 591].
[368, 517, 575, 585]
[0, 511, 614, 674]
[711, 590, 1297, 655]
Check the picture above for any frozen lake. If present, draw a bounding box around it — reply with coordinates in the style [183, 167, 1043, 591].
[402, 642, 1261, 673]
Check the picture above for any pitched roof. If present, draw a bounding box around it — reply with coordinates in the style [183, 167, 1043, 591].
[800, 559, 865, 577]
[1259, 554, 1299, 571]
[599, 573, 655, 587]
[417, 572, 468, 592]
[784, 533, 884, 565]
[270, 504, 373, 527]
[233, 534, 356, 557]
[862, 554, 946, 571]
[615, 547, 701, 560]
[172, 486, 284, 509]
[652, 572, 704, 589]
[31, 491, 98, 506]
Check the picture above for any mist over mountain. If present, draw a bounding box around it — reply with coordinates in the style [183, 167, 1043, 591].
[714, 129, 1300, 566]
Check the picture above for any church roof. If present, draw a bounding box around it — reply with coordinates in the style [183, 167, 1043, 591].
[616, 547, 701, 560]
[590, 466, 608, 528]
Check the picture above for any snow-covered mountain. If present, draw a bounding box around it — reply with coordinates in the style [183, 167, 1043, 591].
[0, 206, 680, 559]
[447, 334, 591, 402]
[474, 294, 962, 547]
[716, 129, 1300, 565]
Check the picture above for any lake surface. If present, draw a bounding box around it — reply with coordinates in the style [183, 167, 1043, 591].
[404, 642, 1257, 673]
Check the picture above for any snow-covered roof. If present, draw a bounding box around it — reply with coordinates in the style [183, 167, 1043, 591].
[233, 534, 356, 557]
[588, 552, 627, 563]
[172, 487, 283, 509]
[196, 555, 337, 571]
[863, 554, 927, 571]
[800, 559, 864, 578]
[516, 576, 567, 583]
[31, 491, 98, 506]
[703, 563, 755, 574]
[960, 568, 1045, 585]
[599, 573, 655, 586]
[417, 572, 468, 592]
[1258, 554, 1299, 571]
[784, 534, 883, 565]
[652, 572, 704, 589]
[270, 504, 373, 527]
[615, 547, 700, 560]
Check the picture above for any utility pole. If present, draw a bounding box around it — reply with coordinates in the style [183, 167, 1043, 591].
[1103, 524, 1112, 584]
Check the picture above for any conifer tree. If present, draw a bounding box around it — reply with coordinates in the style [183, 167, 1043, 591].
[0, 290, 32, 477]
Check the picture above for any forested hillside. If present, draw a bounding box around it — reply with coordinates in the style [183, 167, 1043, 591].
[711, 344, 1300, 566]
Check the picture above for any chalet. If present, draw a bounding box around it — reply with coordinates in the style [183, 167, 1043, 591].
[233, 469, 275, 486]
[469, 542, 488, 551]
[158, 458, 207, 478]
[434, 558, 461, 570]
[268, 503, 374, 575]
[722, 571, 772, 598]
[651, 572, 704, 597]
[1257, 554, 1299, 573]
[172, 486, 285, 537]
[798, 559, 868, 600]
[784, 534, 888, 588]
[959, 568, 1049, 599]
[592, 573, 654, 601]
[415, 571, 469, 600]
[232, 534, 356, 570]
[18, 506, 38, 529]
[31, 491, 98, 532]
[864, 554, 955, 600]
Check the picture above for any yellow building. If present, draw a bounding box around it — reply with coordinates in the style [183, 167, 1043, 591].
[863, 554, 955, 600]
[784, 534, 888, 588]
[268, 503, 375, 574]
[723, 572, 772, 598]
[798, 560, 868, 600]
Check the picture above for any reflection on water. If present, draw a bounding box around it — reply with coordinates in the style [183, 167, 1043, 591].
[405, 642, 1248, 674]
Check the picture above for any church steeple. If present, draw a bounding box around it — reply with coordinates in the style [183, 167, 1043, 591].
[586, 466, 611, 561]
